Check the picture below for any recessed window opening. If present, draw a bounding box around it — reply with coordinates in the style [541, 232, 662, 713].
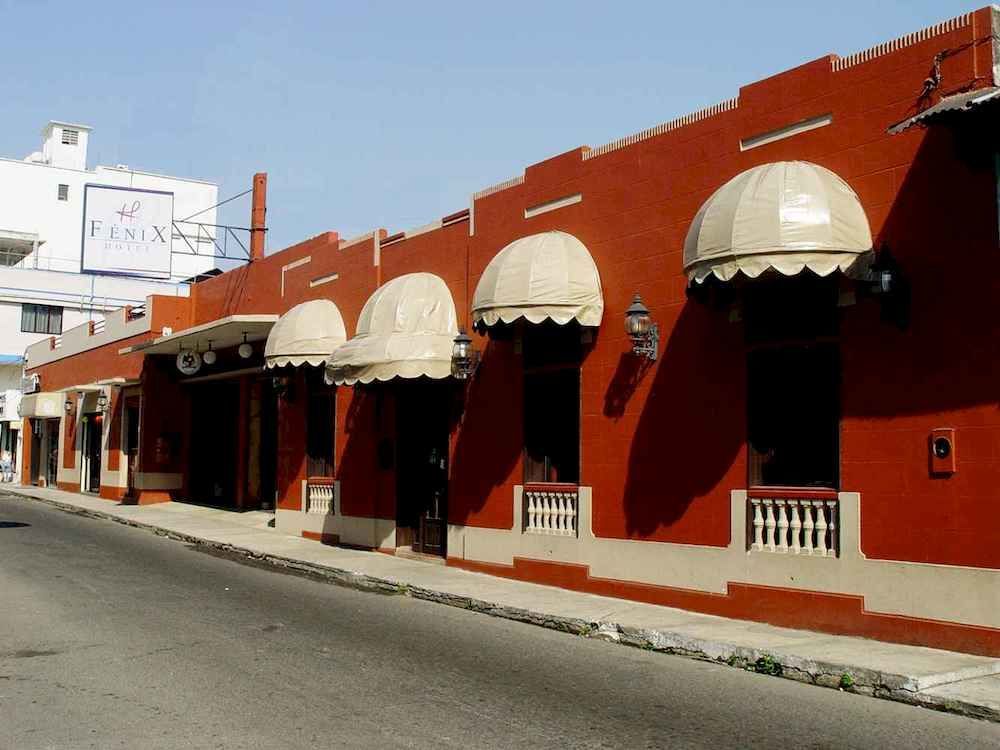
[305, 368, 335, 477]
[57, 184, 69, 201]
[522, 321, 582, 485]
[744, 275, 840, 489]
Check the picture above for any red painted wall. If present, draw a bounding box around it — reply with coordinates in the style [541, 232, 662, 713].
[25, 9, 1000, 576]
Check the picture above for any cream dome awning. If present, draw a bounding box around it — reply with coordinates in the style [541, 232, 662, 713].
[472, 231, 604, 327]
[683, 161, 873, 284]
[326, 273, 459, 386]
[264, 299, 348, 369]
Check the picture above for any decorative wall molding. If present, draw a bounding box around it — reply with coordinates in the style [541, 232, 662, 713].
[583, 97, 740, 161]
[472, 174, 525, 201]
[831, 12, 972, 72]
[740, 114, 833, 152]
[280, 255, 311, 297]
[524, 193, 583, 219]
[309, 272, 339, 289]
[338, 231, 376, 249]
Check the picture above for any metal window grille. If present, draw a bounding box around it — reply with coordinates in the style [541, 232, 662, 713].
[61, 129, 79, 145]
[57, 184, 69, 201]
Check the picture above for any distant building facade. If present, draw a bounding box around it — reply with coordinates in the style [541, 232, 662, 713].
[0, 121, 220, 474]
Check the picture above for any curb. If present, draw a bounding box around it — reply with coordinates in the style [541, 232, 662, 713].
[11, 490, 999, 724]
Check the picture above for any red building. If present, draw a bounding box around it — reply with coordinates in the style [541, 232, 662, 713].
[21, 8, 1000, 655]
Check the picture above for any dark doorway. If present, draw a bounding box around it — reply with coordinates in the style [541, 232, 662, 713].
[395, 380, 450, 556]
[188, 382, 240, 506]
[747, 344, 840, 488]
[124, 399, 140, 499]
[29, 421, 41, 484]
[44, 420, 58, 487]
[82, 414, 103, 493]
[257, 380, 279, 508]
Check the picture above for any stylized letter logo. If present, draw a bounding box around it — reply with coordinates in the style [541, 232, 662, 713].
[115, 200, 141, 222]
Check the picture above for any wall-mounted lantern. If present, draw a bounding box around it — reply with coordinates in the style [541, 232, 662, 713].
[64, 396, 74, 413]
[625, 294, 659, 361]
[868, 246, 898, 295]
[96, 392, 109, 412]
[203, 340, 217, 366]
[450, 330, 480, 380]
[238, 333, 253, 359]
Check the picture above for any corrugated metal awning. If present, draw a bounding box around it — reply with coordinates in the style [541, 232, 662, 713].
[888, 87, 1000, 135]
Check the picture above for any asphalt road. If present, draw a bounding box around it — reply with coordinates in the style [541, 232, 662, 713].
[1, 495, 998, 750]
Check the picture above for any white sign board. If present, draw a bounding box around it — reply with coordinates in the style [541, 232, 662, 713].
[82, 184, 174, 278]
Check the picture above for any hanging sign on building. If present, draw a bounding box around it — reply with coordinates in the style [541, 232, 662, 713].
[81, 184, 174, 278]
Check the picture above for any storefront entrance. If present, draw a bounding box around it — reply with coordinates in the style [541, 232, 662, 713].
[188, 382, 240, 506]
[186, 376, 278, 510]
[81, 413, 103, 493]
[29, 419, 58, 487]
[395, 381, 451, 557]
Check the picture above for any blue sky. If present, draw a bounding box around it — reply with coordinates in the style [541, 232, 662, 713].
[0, 0, 979, 252]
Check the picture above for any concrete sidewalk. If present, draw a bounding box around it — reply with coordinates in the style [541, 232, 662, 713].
[6, 484, 1000, 723]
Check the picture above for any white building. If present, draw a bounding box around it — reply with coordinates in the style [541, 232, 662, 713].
[0, 120, 222, 477]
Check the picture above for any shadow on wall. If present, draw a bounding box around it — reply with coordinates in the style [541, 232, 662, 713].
[844, 120, 1000, 420]
[618, 301, 745, 541]
[337, 386, 405, 521]
[603, 352, 654, 419]
[449, 338, 524, 528]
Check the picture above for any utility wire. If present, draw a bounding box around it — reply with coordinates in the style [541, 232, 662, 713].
[177, 189, 252, 223]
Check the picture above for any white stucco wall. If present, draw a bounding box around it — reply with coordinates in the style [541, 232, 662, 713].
[0, 122, 220, 282]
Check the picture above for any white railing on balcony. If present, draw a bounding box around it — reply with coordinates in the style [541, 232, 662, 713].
[523, 484, 578, 537]
[305, 479, 335, 515]
[749, 494, 839, 557]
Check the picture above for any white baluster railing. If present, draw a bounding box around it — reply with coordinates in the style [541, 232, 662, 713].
[747, 494, 839, 557]
[306, 480, 335, 515]
[523, 486, 578, 537]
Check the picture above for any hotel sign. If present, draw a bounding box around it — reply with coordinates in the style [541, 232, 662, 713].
[82, 184, 174, 279]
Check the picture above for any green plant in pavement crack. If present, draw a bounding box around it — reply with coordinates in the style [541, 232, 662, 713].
[752, 654, 783, 676]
